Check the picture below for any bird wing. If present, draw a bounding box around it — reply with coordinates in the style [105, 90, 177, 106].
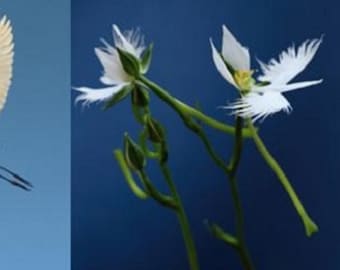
[0, 16, 14, 112]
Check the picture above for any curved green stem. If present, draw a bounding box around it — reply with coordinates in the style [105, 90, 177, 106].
[138, 76, 253, 138]
[208, 222, 239, 248]
[138, 170, 178, 210]
[247, 120, 318, 237]
[139, 129, 160, 159]
[195, 129, 230, 175]
[131, 105, 200, 270]
[114, 150, 149, 199]
[160, 163, 200, 270]
[228, 117, 254, 270]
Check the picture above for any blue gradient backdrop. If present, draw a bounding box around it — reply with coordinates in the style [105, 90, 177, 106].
[0, 1, 70, 269]
[72, 0, 338, 269]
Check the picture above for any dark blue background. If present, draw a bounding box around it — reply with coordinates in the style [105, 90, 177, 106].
[72, 0, 338, 269]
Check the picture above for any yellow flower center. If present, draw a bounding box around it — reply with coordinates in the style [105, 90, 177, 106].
[234, 70, 254, 92]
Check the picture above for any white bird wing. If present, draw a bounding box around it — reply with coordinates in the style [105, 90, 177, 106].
[257, 38, 322, 85]
[0, 16, 14, 112]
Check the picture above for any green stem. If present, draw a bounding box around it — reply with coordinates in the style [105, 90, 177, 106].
[138, 76, 253, 138]
[228, 117, 254, 270]
[208, 222, 239, 248]
[230, 179, 254, 270]
[130, 98, 199, 269]
[138, 129, 160, 159]
[114, 150, 149, 200]
[174, 113, 230, 175]
[138, 170, 178, 210]
[134, 76, 256, 268]
[160, 163, 200, 270]
[247, 120, 318, 237]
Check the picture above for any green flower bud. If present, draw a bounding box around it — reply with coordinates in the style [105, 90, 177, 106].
[123, 133, 146, 171]
[131, 85, 149, 107]
[145, 116, 165, 143]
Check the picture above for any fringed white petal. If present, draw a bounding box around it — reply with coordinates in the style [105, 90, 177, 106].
[0, 16, 14, 112]
[252, 79, 323, 93]
[74, 84, 127, 106]
[221, 25, 250, 70]
[95, 47, 130, 84]
[258, 37, 322, 84]
[279, 79, 323, 92]
[112, 24, 145, 59]
[210, 39, 236, 87]
[226, 92, 292, 122]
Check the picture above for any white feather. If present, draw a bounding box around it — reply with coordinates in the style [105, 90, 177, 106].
[0, 16, 14, 112]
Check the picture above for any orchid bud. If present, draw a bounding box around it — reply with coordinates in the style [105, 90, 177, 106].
[123, 133, 146, 171]
[145, 116, 165, 144]
[131, 85, 149, 107]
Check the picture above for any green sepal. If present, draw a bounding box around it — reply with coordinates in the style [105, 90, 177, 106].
[123, 133, 146, 171]
[131, 85, 149, 107]
[117, 47, 140, 77]
[103, 84, 132, 110]
[141, 43, 153, 74]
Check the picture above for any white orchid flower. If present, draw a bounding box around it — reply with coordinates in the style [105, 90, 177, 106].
[74, 25, 146, 106]
[211, 25, 322, 122]
[0, 16, 14, 112]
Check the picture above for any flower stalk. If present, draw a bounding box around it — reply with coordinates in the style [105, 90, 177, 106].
[227, 117, 254, 270]
[139, 74, 255, 269]
[138, 75, 253, 138]
[159, 163, 200, 270]
[115, 140, 199, 269]
[137, 169, 178, 210]
[142, 116, 200, 270]
[121, 94, 201, 270]
[247, 121, 318, 237]
[114, 150, 148, 200]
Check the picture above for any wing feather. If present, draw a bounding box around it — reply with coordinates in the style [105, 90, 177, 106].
[0, 16, 14, 112]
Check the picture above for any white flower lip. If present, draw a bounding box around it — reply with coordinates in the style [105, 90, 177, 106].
[225, 92, 292, 123]
[74, 24, 146, 106]
[0, 15, 14, 112]
[211, 25, 323, 122]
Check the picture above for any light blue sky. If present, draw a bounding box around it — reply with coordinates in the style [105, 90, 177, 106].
[0, 1, 69, 269]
